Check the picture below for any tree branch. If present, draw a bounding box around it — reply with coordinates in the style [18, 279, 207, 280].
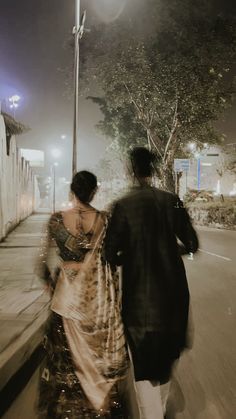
[163, 99, 178, 162]
[123, 82, 163, 157]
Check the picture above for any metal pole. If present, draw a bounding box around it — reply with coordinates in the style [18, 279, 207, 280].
[53, 165, 56, 213]
[72, 0, 80, 176]
[197, 158, 201, 191]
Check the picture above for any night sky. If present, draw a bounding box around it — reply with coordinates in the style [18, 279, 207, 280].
[0, 0, 235, 179]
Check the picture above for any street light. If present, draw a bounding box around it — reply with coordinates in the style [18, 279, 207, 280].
[51, 148, 61, 212]
[188, 142, 196, 151]
[9, 94, 21, 118]
[51, 148, 62, 159]
[52, 162, 59, 212]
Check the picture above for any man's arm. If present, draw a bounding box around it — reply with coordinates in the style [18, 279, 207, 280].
[173, 196, 199, 255]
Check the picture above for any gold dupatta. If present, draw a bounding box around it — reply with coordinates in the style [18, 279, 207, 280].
[50, 220, 128, 410]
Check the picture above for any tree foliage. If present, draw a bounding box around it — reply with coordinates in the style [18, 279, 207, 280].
[82, 0, 236, 191]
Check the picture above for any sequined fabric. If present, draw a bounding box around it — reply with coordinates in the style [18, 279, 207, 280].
[38, 313, 124, 419]
[38, 211, 128, 418]
[48, 212, 93, 262]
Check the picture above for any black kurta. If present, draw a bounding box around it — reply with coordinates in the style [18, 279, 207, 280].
[104, 186, 198, 383]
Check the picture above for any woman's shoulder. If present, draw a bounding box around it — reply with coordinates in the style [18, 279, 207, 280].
[48, 211, 63, 233]
[98, 209, 108, 218]
[49, 211, 62, 222]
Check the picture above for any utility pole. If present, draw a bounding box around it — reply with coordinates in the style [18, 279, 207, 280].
[52, 162, 58, 212]
[197, 158, 201, 191]
[72, 0, 86, 176]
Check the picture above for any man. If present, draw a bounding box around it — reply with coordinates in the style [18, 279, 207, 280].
[104, 147, 198, 419]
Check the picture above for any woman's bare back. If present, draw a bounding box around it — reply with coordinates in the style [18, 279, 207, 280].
[61, 207, 105, 240]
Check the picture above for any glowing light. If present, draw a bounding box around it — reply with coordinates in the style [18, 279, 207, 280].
[9, 94, 20, 102]
[53, 162, 59, 167]
[229, 183, 236, 196]
[188, 142, 196, 151]
[92, 0, 126, 23]
[51, 148, 61, 159]
[216, 180, 221, 195]
[61, 134, 66, 140]
[9, 95, 21, 109]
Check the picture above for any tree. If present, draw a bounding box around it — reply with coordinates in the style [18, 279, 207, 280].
[216, 149, 236, 179]
[83, 0, 236, 191]
[2, 112, 29, 155]
[94, 157, 116, 181]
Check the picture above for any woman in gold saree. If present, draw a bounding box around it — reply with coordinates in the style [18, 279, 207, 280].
[37, 171, 137, 418]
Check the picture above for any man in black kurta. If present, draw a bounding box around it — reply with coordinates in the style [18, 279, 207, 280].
[104, 181, 198, 418]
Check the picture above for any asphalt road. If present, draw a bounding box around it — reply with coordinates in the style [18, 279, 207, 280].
[2, 225, 236, 419]
[168, 227, 236, 419]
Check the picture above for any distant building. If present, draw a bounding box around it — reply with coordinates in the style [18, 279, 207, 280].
[179, 145, 236, 197]
[20, 148, 45, 168]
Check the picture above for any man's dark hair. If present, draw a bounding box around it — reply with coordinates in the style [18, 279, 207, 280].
[130, 147, 156, 177]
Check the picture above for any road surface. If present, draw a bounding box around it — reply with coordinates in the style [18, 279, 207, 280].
[168, 226, 236, 419]
[1, 224, 236, 418]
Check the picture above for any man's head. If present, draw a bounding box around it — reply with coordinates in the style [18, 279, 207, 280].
[129, 147, 156, 179]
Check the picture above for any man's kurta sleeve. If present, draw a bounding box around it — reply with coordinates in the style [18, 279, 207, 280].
[173, 196, 199, 255]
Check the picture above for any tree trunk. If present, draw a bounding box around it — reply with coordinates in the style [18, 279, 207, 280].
[158, 165, 175, 193]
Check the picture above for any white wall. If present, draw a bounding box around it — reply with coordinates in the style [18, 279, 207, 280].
[0, 114, 38, 240]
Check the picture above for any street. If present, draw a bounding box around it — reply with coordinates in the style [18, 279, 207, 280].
[168, 227, 236, 419]
[0, 222, 235, 418]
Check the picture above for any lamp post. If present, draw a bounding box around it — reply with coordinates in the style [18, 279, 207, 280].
[9, 95, 21, 118]
[72, 0, 86, 176]
[52, 162, 58, 212]
[197, 157, 201, 191]
[51, 148, 61, 212]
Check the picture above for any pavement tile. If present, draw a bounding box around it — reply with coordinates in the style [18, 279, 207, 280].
[0, 213, 49, 356]
[0, 319, 33, 353]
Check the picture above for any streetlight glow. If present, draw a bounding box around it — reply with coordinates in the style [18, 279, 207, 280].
[188, 142, 196, 151]
[8, 94, 21, 116]
[51, 148, 61, 159]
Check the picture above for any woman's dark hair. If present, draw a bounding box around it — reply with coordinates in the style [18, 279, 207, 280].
[71, 171, 97, 203]
[129, 147, 156, 177]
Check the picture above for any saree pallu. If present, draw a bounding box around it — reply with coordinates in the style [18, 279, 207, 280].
[50, 236, 128, 412]
[38, 312, 125, 419]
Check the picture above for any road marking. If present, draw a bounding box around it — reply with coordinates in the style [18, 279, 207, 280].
[199, 248, 231, 261]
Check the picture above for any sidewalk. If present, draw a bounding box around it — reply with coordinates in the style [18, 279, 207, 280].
[0, 214, 51, 392]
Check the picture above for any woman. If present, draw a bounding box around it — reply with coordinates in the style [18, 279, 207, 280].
[37, 171, 132, 419]
[104, 147, 199, 419]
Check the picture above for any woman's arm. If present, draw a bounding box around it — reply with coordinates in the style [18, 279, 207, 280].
[34, 214, 58, 288]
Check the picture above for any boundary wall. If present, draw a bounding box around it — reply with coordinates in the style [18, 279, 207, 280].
[0, 114, 38, 240]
